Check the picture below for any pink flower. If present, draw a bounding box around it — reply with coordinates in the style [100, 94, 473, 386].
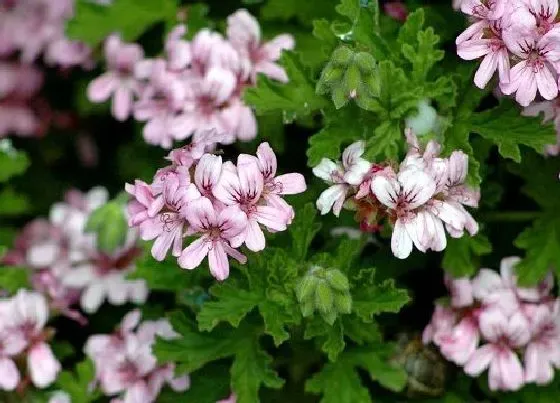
[313, 141, 371, 216]
[194, 154, 223, 200]
[460, 0, 506, 20]
[0, 330, 25, 391]
[464, 309, 530, 391]
[178, 197, 247, 280]
[500, 29, 560, 106]
[445, 275, 474, 308]
[87, 34, 144, 121]
[524, 303, 560, 384]
[127, 169, 199, 261]
[255, 142, 307, 220]
[457, 29, 510, 89]
[173, 67, 237, 143]
[164, 25, 192, 72]
[227, 9, 294, 83]
[213, 155, 291, 251]
[5, 290, 62, 388]
[134, 60, 186, 148]
[422, 304, 457, 344]
[371, 167, 437, 259]
[384, 2, 409, 22]
[438, 314, 480, 365]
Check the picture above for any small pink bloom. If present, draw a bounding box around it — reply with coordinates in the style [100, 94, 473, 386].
[384, 2, 409, 22]
[227, 9, 294, 83]
[422, 304, 457, 344]
[438, 315, 480, 365]
[87, 34, 144, 121]
[501, 29, 560, 106]
[371, 167, 437, 259]
[213, 156, 290, 251]
[178, 197, 247, 280]
[445, 275, 474, 308]
[28, 342, 62, 388]
[464, 309, 530, 391]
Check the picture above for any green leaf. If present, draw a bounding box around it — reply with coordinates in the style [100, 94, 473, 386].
[244, 51, 328, 119]
[351, 268, 410, 321]
[349, 346, 408, 392]
[197, 282, 260, 331]
[514, 213, 560, 286]
[55, 359, 100, 403]
[0, 140, 30, 183]
[304, 317, 345, 361]
[231, 335, 284, 403]
[306, 352, 372, 403]
[158, 363, 230, 403]
[397, 8, 424, 48]
[365, 118, 402, 161]
[155, 312, 283, 403]
[0, 188, 31, 216]
[401, 27, 444, 82]
[85, 199, 128, 253]
[470, 100, 556, 162]
[0, 266, 30, 293]
[290, 203, 321, 261]
[67, 0, 178, 47]
[442, 234, 492, 278]
[129, 252, 204, 291]
[307, 105, 371, 166]
[183, 3, 211, 39]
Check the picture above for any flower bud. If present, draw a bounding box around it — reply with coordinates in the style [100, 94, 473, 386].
[331, 46, 354, 66]
[325, 269, 350, 292]
[333, 292, 352, 314]
[315, 281, 334, 315]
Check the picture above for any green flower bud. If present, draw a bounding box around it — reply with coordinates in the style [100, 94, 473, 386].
[321, 310, 338, 325]
[333, 292, 353, 314]
[301, 299, 315, 318]
[331, 86, 349, 109]
[318, 65, 345, 89]
[343, 64, 361, 98]
[325, 269, 350, 292]
[314, 281, 334, 315]
[296, 274, 319, 302]
[354, 52, 376, 74]
[331, 46, 354, 66]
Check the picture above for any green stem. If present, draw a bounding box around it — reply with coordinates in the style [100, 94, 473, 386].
[481, 211, 541, 222]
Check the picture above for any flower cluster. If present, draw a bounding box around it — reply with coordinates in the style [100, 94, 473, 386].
[312, 129, 479, 259]
[0, 0, 92, 138]
[0, 0, 92, 68]
[88, 9, 294, 148]
[126, 140, 306, 280]
[456, 0, 560, 106]
[424, 257, 559, 391]
[0, 62, 46, 138]
[0, 290, 61, 391]
[85, 310, 189, 403]
[2, 187, 147, 317]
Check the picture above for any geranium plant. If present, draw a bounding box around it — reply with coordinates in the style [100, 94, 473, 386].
[2, 0, 560, 402]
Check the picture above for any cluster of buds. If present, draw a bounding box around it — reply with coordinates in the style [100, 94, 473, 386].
[456, 0, 560, 106]
[0, 290, 61, 392]
[87, 9, 294, 148]
[313, 129, 480, 259]
[126, 139, 306, 281]
[2, 187, 147, 318]
[424, 257, 559, 391]
[296, 266, 352, 324]
[85, 310, 189, 403]
[316, 46, 377, 109]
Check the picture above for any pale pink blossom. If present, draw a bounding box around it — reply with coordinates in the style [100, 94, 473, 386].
[255, 142, 307, 221]
[213, 156, 290, 251]
[464, 309, 530, 391]
[524, 303, 560, 384]
[227, 9, 294, 83]
[87, 34, 144, 121]
[313, 141, 371, 216]
[134, 60, 186, 148]
[178, 197, 247, 280]
[438, 314, 480, 365]
[371, 167, 438, 259]
[422, 304, 457, 344]
[445, 275, 474, 308]
[500, 29, 560, 106]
